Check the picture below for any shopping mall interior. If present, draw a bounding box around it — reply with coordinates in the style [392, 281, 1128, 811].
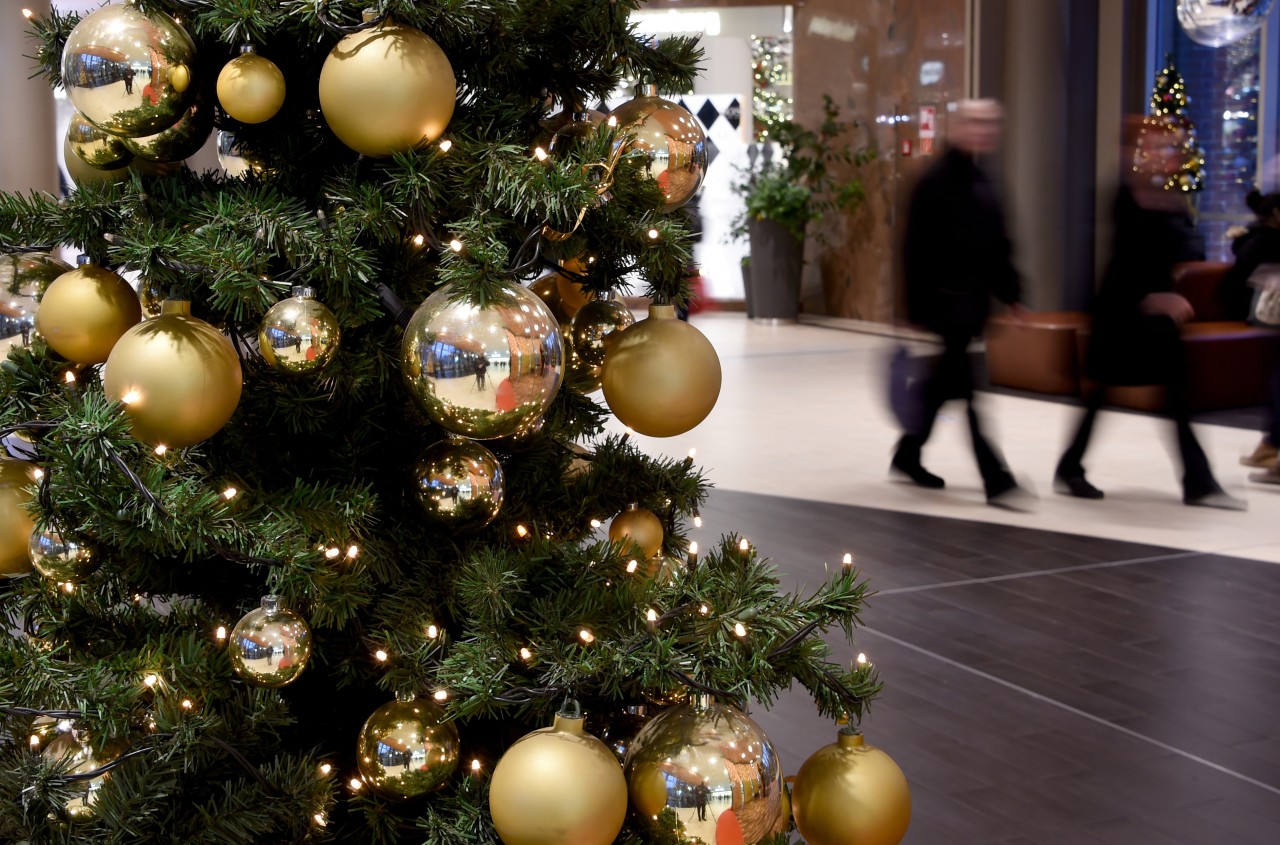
[2, 1, 1280, 843]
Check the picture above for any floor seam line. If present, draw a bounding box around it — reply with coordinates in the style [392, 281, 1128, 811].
[873, 551, 1200, 595]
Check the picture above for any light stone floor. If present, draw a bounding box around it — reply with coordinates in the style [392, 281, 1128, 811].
[601, 313, 1280, 565]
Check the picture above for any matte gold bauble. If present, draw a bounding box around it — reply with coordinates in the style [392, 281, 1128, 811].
[0, 252, 72, 295]
[601, 304, 721, 437]
[216, 130, 270, 179]
[217, 48, 286, 124]
[61, 4, 197, 138]
[611, 84, 707, 212]
[609, 505, 664, 560]
[791, 729, 911, 845]
[413, 437, 504, 530]
[43, 732, 114, 821]
[122, 99, 214, 163]
[571, 293, 634, 367]
[401, 281, 563, 439]
[67, 112, 133, 170]
[258, 286, 340, 375]
[625, 696, 785, 845]
[103, 300, 243, 448]
[36, 262, 142, 365]
[28, 530, 97, 583]
[490, 710, 628, 845]
[0, 460, 37, 578]
[318, 16, 456, 157]
[357, 694, 460, 799]
[228, 595, 312, 688]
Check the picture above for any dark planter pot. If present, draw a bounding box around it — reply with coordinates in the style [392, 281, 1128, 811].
[747, 218, 803, 321]
[740, 261, 754, 318]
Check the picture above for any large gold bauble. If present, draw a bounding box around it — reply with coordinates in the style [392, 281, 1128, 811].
[401, 282, 563, 440]
[791, 730, 911, 845]
[571, 294, 634, 367]
[122, 99, 214, 163]
[0, 252, 72, 296]
[36, 262, 142, 365]
[228, 595, 312, 688]
[413, 437, 504, 530]
[67, 112, 133, 170]
[357, 695, 460, 799]
[318, 17, 456, 157]
[625, 697, 786, 845]
[103, 300, 243, 448]
[258, 287, 340, 375]
[601, 304, 721, 438]
[0, 460, 37, 578]
[28, 530, 97, 583]
[61, 4, 197, 138]
[490, 712, 628, 845]
[611, 85, 707, 212]
[217, 49, 286, 124]
[609, 505, 664, 560]
[43, 732, 113, 821]
[63, 135, 130, 186]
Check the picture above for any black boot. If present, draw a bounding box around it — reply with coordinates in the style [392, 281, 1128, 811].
[891, 438, 945, 489]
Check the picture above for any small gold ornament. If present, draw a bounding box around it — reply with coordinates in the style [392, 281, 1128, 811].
[228, 595, 312, 688]
[625, 696, 786, 845]
[36, 260, 142, 365]
[609, 504, 664, 560]
[103, 300, 243, 448]
[562, 324, 603, 395]
[43, 732, 114, 821]
[28, 530, 96, 583]
[490, 706, 628, 845]
[216, 131, 270, 179]
[318, 15, 456, 157]
[611, 84, 707, 212]
[66, 112, 133, 170]
[413, 437, 505, 530]
[791, 729, 911, 845]
[61, 4, 197, 138]
[571, 293, 634, 367]
[528, 274, 569, 322]
[602, 304, 721, 437]
[0, 459, 37, 578]
[258, 286, 340, 375]
[592, 704, 656, 764]
[401, 281, 563, 439]
[122, 99, 214, 163]
[217, 47, 286, 124]
[357, 694, 460, 799]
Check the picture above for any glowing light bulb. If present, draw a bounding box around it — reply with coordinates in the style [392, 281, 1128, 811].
[154, 444, 168, 456]
[646, 608, 658, 623]
[313, 813, 327, 827]
[626, 559, 639, 574]
[534, 146, 548, 162]
[28, 734, 40, 747]
[699, 604, 709, 615]
[222, 487, 238, 500]
[22, 8, 35, 19]
[181, 699, 193, 710]
[519, 647, 532, 661]
[438, 139, 453, 152]
[215, 625, 227, 641]
[733, 622, 747, 638]
[857, 652, 868, 665]
[325, 547, 340, 560]
[374, 649, 388, 662]
[348, 778, 363, 791]
[120, 389, 141, 404]
[842, 553, 854, 573]
[579, 628, 595, 644]
[647, 228, 660, 240]
[347, 545, 360, 559]
[143, 673, 159, 688]
[31, 468, 44, 480]
[693, 515, 703, 528]
[433, 689, 448, 702]
[516, 524, 529, 538]
[607, 115, 618, 127]
[471, 758, 482, 772]
[449, 238, 463, 252]
[688, 448, 697, 459]
[426, 624, 439, 639]
[62, 582, 75, 594]
[412, 233, 425, 247]
[590, 518, 602, 529]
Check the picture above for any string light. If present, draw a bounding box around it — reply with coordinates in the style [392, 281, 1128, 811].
[647, 228, 660, 240]
[62, 582, 74, 594]
[319, 763, 332, 775]
[346, 545, 360, 559]
[519, 646, 532, 661]
[222, 487, 238, 500]
[579, 628, 595, 644]
[739, 538, 750, 561]
[374, 649, 388, 662]
[516, 524, 529, 539]
[412, 234, 425, 247]
[533, 146, 549, 162]
[313, 813, 327, 827]
[842, 553, 854, 574]
[589, 518, 602, 529]
[687, 541, 698, 567]
[180, 699, 193, 710]
[626, 559, 639, 574]
[733, 622, 748, 638]
[22, 8, 35, 19]
[471, 758, 482, 773]
[426, 624, 439, 639]
[324, 547, 341, 560]
[857, 652, 868, 665]
[449, 238, 463, 252]
[154, 444, 168, 456]
[438, 139, 453, 153]
[432, 689, 448, 702]
[607, 115, 618, 128]
[28, 733, 41, 747]
[215, 625, 227, 642]
[31, 468, 44, 480]
[143, 673, 159, 688]
[348, 777, 363, 791]
[63, 370, 76, 384]
[699, 604, 710, 615]
[120, 389, 142, 404]
[693, 513, 703, 528]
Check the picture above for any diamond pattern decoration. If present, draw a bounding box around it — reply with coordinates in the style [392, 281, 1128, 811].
[723, 98, 742, 130]
[696, 99, 721, 130]
[702, 136, 719, 169]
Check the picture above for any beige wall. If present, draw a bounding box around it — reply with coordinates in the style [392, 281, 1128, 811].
[1, 1, 58, 195]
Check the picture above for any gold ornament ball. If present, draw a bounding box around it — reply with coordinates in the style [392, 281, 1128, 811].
[528, 274, 569, 323]
[791, 730, 911, 845]
[67, 112, 133, 170]
[122, 99, 214, 163]
[611, 84, 707, 212]
[43, 732, 114, 821]
[357, 695, 460, 799]
[259, 286, 341, 375]
[625, 696, 786, 845]
[609, 505, 664, 560]
[103, 300, 243, 448]
[401, 281, 563, 440]
[490, 711, 628, 845]
[61, 4, 197, 138]
[61, 136, 129, 186]
[36, 262, 142, 365]
[216, 130, 270, 179]
[571, 294, 635, 367]
[553, 258, 593, 319]
[0, 460, 37, 578]
[601, 304, 721, 437]
[562, 325, 603, 395]
[318, 17, 456, 157]
[28, 530, 97, 583]
[217, 50, 286, 124]
[228, 595, 312, 688]
[413, 437, 505, 530]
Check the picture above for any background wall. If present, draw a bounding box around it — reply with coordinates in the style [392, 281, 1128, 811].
[0, 1, 57, 195]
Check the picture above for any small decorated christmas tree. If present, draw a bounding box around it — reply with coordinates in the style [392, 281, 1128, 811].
[1149, 57, 1206, 193]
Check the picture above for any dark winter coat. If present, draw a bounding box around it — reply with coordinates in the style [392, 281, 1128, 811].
[1223, 224, 1280, 321]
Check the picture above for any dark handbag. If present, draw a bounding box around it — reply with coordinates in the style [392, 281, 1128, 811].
[888, 345, 931, 436]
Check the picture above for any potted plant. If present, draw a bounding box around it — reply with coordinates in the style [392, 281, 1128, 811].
[733, 96, 874, 321]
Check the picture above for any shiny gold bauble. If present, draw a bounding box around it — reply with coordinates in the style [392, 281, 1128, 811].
[401, 281, 563, 439]
[791, 730, 911, 845]
[28, 530, 97, 583]
[490, 711, 628, 845]
[609, 505, 664, 560]
[611, 85, 707, 212]
[36, 263, 142, 365]
[528, 274, 568, 322]
[216, 130, 270, 179]
[601, 304, 721, 437]
[0, 252, 72, 295]
[318, 17, 456, 157]
[61, 4, 197, 138]
[216, 50, 286, 124]
[103, 300, 243, 448]
[413, 437, 504, 530]
[228, 595, 312, 688]
[0, 460, 37, 578]
[625, 697, 785, 845]
[562, 325, 603, 395]
[67, 112, 133, 170]
[122, 99, 213, 163]
[571, 294, 634, 367]
[43, 732, 113, 821]
[357, 695, 460, 799]
[62, 136, 129, 186]
[258, 287, 340, 375]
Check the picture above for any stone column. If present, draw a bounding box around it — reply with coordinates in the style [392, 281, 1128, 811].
[0, 1, 58, 195]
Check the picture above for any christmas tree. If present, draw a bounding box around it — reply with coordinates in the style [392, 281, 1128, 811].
[1149, 57, 1206, 193]
[0, 3, 904, 844]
